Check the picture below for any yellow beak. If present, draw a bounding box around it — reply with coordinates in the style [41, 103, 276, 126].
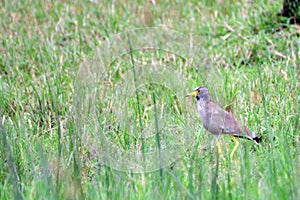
[185, 90, 198, 97]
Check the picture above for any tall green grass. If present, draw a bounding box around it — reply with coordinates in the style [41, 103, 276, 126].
[0, 0, 299, 199]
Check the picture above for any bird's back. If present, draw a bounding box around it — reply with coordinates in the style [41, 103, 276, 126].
[199, 101, 253, 139]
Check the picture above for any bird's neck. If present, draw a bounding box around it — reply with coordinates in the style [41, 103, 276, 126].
[197, 98, 208, 111]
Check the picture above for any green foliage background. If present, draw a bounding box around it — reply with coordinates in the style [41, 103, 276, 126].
[0, 0, 299, 199]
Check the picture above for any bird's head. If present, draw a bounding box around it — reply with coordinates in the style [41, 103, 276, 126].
[186, 86, 210, 102]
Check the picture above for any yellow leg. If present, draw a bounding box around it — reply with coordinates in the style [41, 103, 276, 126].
[216, 140, 222, 157]
[230, 136, 239, 158]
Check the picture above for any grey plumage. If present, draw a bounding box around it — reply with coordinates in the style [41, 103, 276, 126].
[188, 86, 261, 143]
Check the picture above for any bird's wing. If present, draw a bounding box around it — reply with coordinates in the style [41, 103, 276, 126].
[206, 102, 242, 135]
[204, 102, 255, 140]
[223, 111, 242, 135]
[222, 108, 254, 139]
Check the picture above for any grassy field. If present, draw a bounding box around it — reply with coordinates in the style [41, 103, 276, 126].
[0, 0, 299, 199]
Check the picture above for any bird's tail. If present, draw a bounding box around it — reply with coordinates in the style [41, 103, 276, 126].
[244, 128, 261, 144]
[253, 136, 262, 143]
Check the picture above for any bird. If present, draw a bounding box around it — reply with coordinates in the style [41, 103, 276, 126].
[186, 86, 261, 158]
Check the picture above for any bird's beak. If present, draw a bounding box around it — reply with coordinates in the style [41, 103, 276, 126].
[185, 90, 198, 98]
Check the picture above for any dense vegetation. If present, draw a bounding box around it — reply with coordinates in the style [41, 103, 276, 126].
[0, 1, 299, 199]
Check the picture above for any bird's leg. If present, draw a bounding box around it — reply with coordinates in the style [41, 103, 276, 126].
[211, 134, 222, 156]
[230, 136, 239, 158]
[216, 140, 222, 157]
